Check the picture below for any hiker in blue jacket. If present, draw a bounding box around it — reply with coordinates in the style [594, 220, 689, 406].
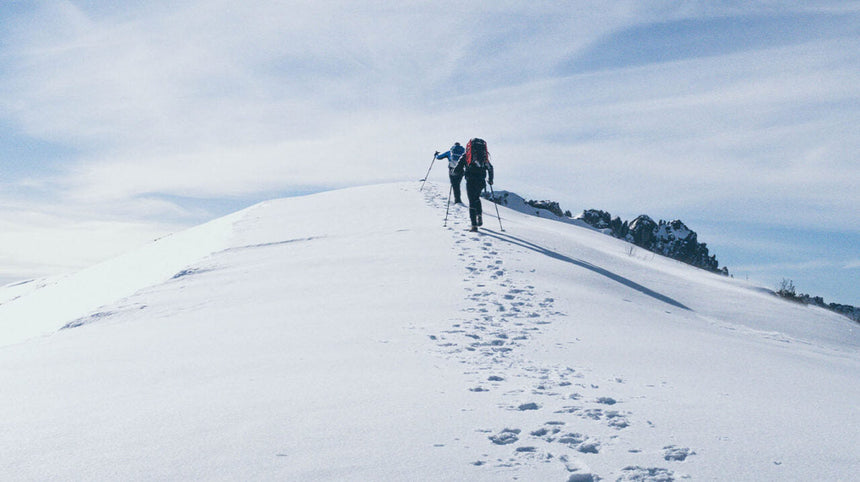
[434, 142, 467, 204]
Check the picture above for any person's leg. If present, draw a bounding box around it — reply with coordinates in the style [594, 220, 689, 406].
[450, 173, 463, 204]
[466, 180, 482, 227]
[475, 180, 484, 225]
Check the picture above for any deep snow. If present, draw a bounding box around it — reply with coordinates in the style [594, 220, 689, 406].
[1, 182, 858, 481]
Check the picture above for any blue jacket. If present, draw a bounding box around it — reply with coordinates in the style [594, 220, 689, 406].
[436, 143, 466, 172]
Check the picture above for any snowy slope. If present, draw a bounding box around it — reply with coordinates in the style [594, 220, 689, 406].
[1, 182, 858, 481]
[488, 190, 584, 226]
[0, 210, 241, 347]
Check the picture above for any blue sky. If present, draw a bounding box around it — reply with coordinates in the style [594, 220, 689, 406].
[1, 1, 858, 305]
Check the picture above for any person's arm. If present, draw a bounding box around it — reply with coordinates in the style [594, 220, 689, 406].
[453, 157, 466, 176]
[436, 150, 451, 160]
[487, 161, 494, 184]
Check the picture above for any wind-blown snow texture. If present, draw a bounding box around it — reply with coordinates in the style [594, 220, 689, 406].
[1, 183, 858, 481]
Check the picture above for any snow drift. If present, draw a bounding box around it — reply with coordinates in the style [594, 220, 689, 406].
[1, 182, 858, 481]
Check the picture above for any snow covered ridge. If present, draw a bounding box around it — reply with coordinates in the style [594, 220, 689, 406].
[486, 191, 860, 324]
[1, 182, 859, 480]
[0, 207, 244, 346]
[484, 191, 728, 276]
[776, 284, 860, 323]
[484, 191, 576, 224]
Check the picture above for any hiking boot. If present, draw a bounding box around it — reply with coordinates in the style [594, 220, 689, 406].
[469, 226, 479, 232]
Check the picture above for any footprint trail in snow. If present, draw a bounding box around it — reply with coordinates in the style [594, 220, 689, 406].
[422, 185, 693, 481]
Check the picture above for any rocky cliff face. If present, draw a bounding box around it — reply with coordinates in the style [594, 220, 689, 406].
[484, 192, 729, 275]
[577, 210, 728, 275]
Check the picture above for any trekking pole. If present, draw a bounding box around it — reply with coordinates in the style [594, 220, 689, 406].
[488, 183, 504, 231]
[443, 184, 453, 227]
[419, 152, 437, 191]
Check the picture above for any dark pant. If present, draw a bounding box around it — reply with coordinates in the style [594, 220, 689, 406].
[465, 178, 485, 227]
[449, 172, 463, 203]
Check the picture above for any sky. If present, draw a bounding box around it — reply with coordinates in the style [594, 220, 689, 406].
[1, 0, 858, 306]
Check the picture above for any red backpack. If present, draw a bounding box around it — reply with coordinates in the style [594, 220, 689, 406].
[464, 138, 489, 176]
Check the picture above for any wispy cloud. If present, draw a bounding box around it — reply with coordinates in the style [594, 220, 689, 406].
[2, 1, 650, 199]
[1, 1, 859, 298]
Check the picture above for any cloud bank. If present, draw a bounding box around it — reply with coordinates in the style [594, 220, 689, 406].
[1, 1, 858, 302]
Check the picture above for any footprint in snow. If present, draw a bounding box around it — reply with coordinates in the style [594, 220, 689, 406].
[617, 466, 676, 481]
[488, 428, 520, 445]
[517, 402, 541, 411]
[662, 445, 696, 461]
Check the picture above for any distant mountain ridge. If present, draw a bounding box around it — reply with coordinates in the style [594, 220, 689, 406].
[485, 191, 729, 276]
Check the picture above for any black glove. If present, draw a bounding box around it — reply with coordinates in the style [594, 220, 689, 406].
[488, 179, 493, 185]
[434, 151, 439, 156]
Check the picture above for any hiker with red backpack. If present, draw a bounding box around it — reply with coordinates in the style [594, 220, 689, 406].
[453, 138, 494, 232]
